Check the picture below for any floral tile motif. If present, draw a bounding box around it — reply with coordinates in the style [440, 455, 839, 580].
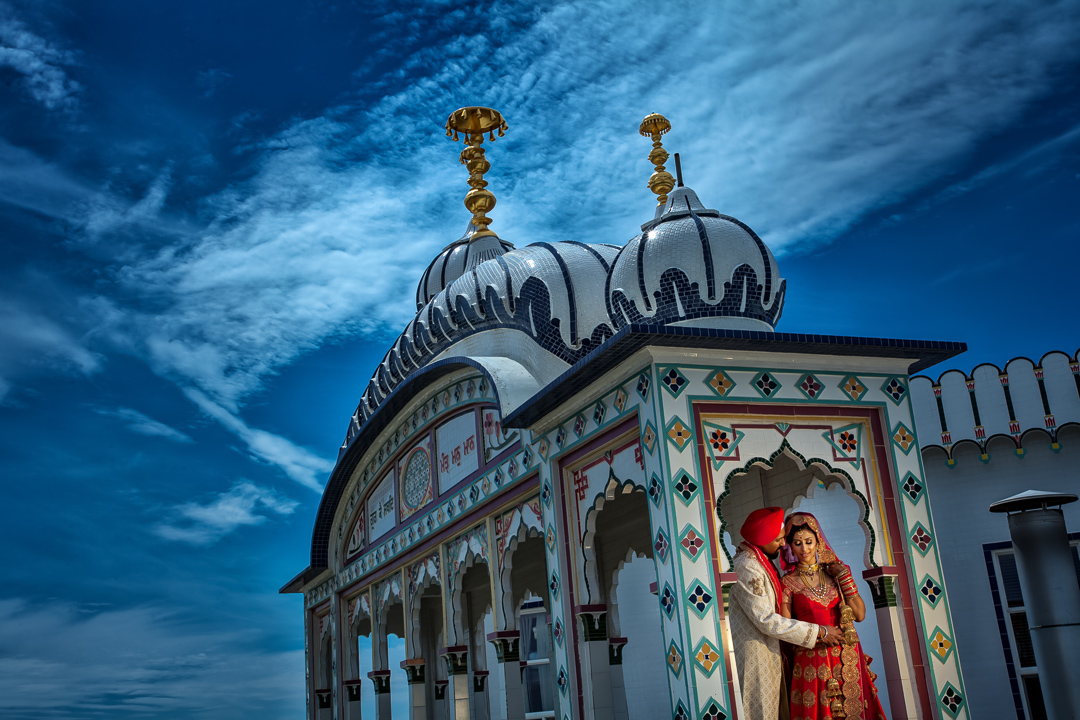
[613, 387, 628, 414]
[686, 581, 715, 619]
[840, 375, 867, 402]
[797, 373, 824, 400]
[593, 401, 607, 426]
[555, 426, 568, 448]
[636, 372, 651, 401]
[641, 421, 658, 454]
[751, 371, 781, 398]
[672, 701, 690, 720]
[546, 526, 556, 553]
[910, 523, 934, 556]
[693, 638, 722, 677]
[881, 376, 909, 405]
[573, 414, 587, 438]
[549, 572, 560, 601]
[703, 420, 743, 469]
[658, 367, 688, 398]
[659, 583, 676, 619]
[654, 529, 671, 563]
[672, 469, 701, 505]
[901, 472, 924, 504]
[648, 474, 664, 507]
[537, 436, 551, 462]
[919, 575, 942, 608]
[707, 370, 735, 397]
[928, 626, 954, 663]
[822, 423, 862, 469]
[556, 666, 568, 696]
[892, 423, 917, 454]
[679, 525, 706, 561]
[666, 416, 693, 451]
[939, 683, 965, 719]
[541, 481, 552, 507]
[666, 641, 684, 678]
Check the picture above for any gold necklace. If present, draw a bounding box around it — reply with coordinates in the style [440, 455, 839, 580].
[796, 561, 819, 578]
[800, 569, 829, 599]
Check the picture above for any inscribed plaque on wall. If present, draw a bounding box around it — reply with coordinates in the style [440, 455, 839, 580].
[437, 412, 478, 494]
[399, 437, 433, 521]
[368, 470, 396, 542]
[345, 507, 365, 558]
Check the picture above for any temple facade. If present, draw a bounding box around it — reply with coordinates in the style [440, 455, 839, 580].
[281, 108, 1080, 720]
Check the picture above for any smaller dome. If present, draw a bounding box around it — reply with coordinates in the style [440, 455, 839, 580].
[415, 224, 514, 310]
[607, 186, 786, 330]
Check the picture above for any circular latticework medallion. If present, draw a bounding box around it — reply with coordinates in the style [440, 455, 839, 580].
[402, 450, 430, 509]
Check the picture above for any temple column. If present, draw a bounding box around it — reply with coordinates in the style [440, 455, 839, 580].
[472, 670, 491, 720]
[863, 567, 918, 720]
[435, 680, 450, 720]
[440, 645, 470, 720]
[367, 670, 392, 719]
[402, 659, 427, 720]
[608, 638, 629, 720]
[343, 680, 363, 720]
[487, 631, 524, 719]
[574, 605, 615, 720]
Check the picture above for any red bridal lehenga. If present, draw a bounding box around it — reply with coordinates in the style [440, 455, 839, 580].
[780, 513, 886, 720]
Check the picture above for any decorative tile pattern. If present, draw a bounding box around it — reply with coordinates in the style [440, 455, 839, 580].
[699, 699, 727, 720]
[840, 375, 867, 401]
[881, 376, 908, 404]
[928, 626, 954, 663]
[796, 373, 824, 400]
[707, 369, 735, 397]
[660, 583, 676, 619]
[593, 401, 607, 426]
[636, 372, 651, 401]
[613, 387, 628, 414]
[654, 528, 671, 563]
[557, 667, 568, 695]
[553, 618, 564, 646]
[686, 581, 714, 619]
[693, 638, 722, 677]
[910, 523, 934, 556]
[919, 575, 942, 607]
[666, 416, 693, 450]
[679, 526, 705, 560]
[750, 371, 780, 398]
[549, 572, 560, 601]
[673, 701, 690, 720]
[702, 420, 744, 468]
[891, 422, 916, 454]
[661, 367, 689, 398]
[671, 470, 700, 505]
[573, 414, 587, 438]
[666, 641, 684, 678]
[901, 472, 924, 503]
[641, 422, 657, 454]
[940, 683, 965, 719]
[648, 474, 664, 507]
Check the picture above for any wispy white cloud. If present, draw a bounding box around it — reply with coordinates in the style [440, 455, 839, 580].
[95, 407, 193, 443]
[0, 296, 101, 403]
[0, 598, 303, 719]
[155, 480, 300, 545]
[184, 388, 331, 491]
[0, 2, 80, 110]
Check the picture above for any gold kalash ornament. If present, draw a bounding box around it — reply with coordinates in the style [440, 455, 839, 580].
[445, 106, 508, 239]
[639, 112, 676, 206]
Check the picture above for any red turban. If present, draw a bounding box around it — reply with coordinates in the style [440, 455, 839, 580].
[741, 507, 785, 547]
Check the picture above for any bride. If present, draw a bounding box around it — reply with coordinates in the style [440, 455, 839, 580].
[779, 512, 886, 720]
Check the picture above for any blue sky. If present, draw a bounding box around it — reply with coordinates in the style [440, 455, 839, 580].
[1, 0, 1078, 717]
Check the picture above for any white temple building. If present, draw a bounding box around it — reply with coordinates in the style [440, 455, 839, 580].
[281, 108, 1080, 720]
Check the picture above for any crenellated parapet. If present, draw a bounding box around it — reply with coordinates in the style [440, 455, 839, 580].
[911, 348, 1080, 463]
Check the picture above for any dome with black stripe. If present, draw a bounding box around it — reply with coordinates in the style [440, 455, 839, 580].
[415, 224, 515, 310]
[607, 186, 786, 330]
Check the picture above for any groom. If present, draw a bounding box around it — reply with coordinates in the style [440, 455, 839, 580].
[727, 507, 841, 720]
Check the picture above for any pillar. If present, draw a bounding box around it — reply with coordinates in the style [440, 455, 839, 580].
[435, 680, 450, 720]
[487, 631, 524, 719]
[441, 645, 470, 720]
[367, 670, 392, 719]
[473, 670, 491, 720]
[343, 680, 363, 720]
[574, 605, 615, 720]
[863, 567, 918, 720]
[402, 659, 427, 720]
[991, 491, 1080, 720]
[608, 638, 629, 720]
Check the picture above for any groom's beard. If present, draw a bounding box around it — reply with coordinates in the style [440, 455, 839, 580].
[765, 548, 780, 560]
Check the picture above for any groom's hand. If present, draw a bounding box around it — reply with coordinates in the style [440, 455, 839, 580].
[821, 625, 842, 646]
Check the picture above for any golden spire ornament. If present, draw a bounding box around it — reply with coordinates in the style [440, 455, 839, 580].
[639, 113, 675, 206]
[445, 106, 508, 238]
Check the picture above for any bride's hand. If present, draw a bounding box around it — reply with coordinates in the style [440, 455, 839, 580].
[824, 562, 849, 577]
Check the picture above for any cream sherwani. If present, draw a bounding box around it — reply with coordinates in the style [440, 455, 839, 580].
[729, 548, 820, 720]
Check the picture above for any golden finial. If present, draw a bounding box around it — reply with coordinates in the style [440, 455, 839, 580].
[445, 106, 508, 238]
[639, 113, 675, 206]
